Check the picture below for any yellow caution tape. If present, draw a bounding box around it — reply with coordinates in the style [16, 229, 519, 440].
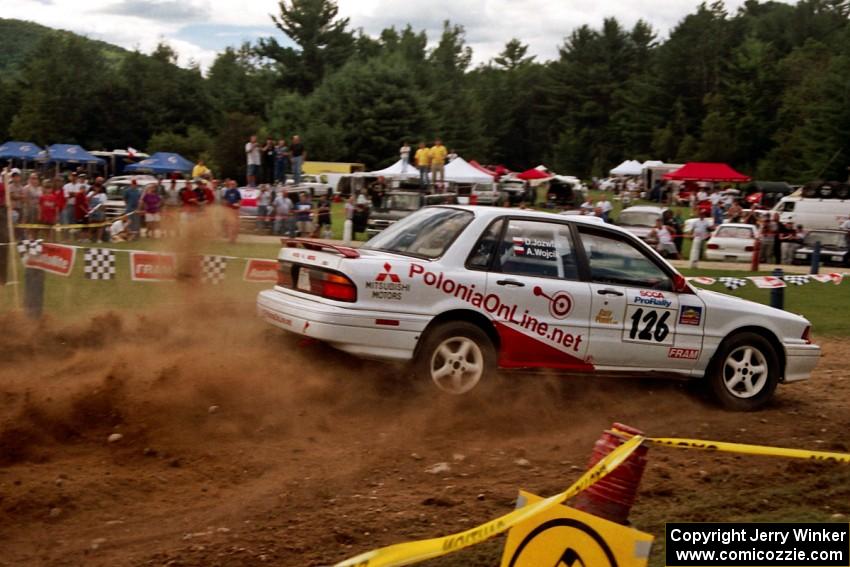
[15, 221, 112, 230]
[333, 434, 645, 567]
[609, 427, 850, 464]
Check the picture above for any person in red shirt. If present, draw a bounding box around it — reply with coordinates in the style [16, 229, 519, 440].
[39, 182, 62, 240]
[73, 185, 89, 241]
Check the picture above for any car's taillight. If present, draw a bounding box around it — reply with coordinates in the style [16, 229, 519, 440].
[744, 245, 754, 252]
[277, 260, 294, 288]
[802, 325, 812, 344]
[301, 267, 357, 303]
[707, 244, 719, 249]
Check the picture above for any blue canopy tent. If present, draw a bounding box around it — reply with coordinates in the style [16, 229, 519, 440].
[0, 141, 43, 161]
[125, 152, 193, 174]
[38, 144, 106, 165]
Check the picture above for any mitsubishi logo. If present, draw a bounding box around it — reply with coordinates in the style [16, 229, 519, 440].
[376, 262, 400, 283]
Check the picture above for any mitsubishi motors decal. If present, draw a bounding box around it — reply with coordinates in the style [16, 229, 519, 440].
[408, 263, 591, 369]
[365, 262, 411, 301]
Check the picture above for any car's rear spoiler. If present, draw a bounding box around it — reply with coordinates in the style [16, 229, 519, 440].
[282, 238, 361, 258]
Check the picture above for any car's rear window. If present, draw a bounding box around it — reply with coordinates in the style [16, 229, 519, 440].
[363, 207, 473, 259]
[714, 226, 754, 239]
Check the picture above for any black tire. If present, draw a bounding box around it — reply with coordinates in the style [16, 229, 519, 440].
[413, 321, 497, 395]
[802, 182, 820, 198]
[836, 183, 850, 200]
[707, 332, 780, 411]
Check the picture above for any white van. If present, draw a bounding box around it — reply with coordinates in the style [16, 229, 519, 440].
[772, 196, 850, 230]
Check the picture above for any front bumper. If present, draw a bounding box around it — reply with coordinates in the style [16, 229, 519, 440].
[257, 289, 429, 362]
[782, 342, 821, 383]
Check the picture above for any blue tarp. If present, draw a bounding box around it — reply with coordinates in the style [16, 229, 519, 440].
[38, 144, 105, 165]
[0, 141, 43, 160]
[125, 152, 193, 174]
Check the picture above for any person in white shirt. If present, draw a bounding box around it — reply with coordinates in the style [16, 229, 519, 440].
[689, 211, 711, 268]
[109, 217, 128, 242]
[580, 197, 594, 214]
[245, 135, 261, 187]
[399, 142, 411, 173]
[655, 219, 679, 258]
[595, 194, 613, 222]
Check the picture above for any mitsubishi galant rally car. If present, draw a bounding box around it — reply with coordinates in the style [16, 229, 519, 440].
[257, 206, 820, 410]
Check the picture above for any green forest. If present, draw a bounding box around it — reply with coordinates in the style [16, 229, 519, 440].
[1, 0, 849, 182]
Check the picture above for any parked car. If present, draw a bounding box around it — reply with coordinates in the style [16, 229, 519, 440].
[616, 206, 667, 240]
[366, 191, 455, 237]
[284, 174, 333, 198]
[793, 229, 848, 266]
[498, 178, 531, 205]
[705, 223, 759, 262]
[773, 194, 850, 231]
[258, 206, 820, 410]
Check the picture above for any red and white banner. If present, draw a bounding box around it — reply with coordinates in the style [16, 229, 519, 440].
[811, 273, 844, 285]
[243, 258, 277, 282]
[748, 276, 787, 289]
[690, 277, 716, 286]
[130, 252, 178, 282]
[25, 243, 76, 276]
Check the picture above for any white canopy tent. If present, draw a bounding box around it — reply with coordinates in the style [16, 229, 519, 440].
[444, 157, 494, 183]
[642, 160, 664, 168]
[357, 159, 418, 178]
[609, 160, 643, 176]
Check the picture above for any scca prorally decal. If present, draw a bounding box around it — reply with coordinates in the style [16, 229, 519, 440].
[409, 264, 584, 352]
[633, 290, 672, 308]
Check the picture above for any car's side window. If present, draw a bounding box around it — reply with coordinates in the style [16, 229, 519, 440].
[467, 218, 504, 269]
[495, 219, 579, 280]
[578, 228, 672, 290]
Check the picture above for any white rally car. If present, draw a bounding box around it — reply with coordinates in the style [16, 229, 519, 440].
[257, 206, 820, 410]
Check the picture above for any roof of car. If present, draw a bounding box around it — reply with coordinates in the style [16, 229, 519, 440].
[620, 205, 667, 213]
[436, 205, 627, 232]
[715, 222, 758, 229]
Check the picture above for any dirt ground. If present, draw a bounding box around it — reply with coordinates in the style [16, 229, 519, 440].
[1, 300, 848, 567]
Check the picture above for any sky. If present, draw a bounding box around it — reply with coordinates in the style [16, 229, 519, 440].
[2, 0, 789, 70]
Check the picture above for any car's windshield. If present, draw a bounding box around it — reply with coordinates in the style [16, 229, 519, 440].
[363, 207, 473, 259]
[385, 194, 420, 211]
[804, 231, 845, 248]
[714, 226, 754, 239]
[618, 211, 660, 227]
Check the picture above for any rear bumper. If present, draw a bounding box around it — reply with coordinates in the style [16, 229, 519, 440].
[705, 250, 751, 261]
[782, 342, 821, 383]
[257, 289, 429, 362]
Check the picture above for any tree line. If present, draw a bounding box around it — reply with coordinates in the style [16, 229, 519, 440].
[1, 0, 849, 183]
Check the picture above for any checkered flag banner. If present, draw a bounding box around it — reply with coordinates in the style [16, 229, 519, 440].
[200, 255, 228, 285]
[783, 275, 810, 286]
[17, 239, 43, 258]
[718, 277, 748, 290]
[83, 248, 116, 280]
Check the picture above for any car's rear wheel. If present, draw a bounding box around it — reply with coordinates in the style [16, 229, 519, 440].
[708, 332, 779, 411]
[414, 321, 496, 394]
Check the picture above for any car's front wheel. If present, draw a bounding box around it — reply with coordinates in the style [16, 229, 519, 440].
[708, 332, 779, 411]
[414, 321, 496, 394]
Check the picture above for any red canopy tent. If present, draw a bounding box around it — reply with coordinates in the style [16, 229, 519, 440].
[663, 162, 751, 182]
[517, 168, 551, 180]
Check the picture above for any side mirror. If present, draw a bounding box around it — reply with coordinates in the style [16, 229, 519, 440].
[673, 273, 690, 294]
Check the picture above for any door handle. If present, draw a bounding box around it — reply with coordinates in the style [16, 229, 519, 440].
[597, 288, 623, 296]
[496, 279, 525, 287]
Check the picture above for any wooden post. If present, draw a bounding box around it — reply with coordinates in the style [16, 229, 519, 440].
[3, 167, 21, 309]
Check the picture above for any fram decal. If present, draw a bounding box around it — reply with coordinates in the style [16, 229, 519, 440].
[632, 290, 672, 308]
[130, 252, 177, 282]
[678, 305, 703, 326]
[365, 262, 411, 301]
[408, 264, 584, 353]
[594, 309, 618, 325]
[668, 347, 700, 360]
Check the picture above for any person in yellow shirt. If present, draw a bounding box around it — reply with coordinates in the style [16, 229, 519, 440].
[429, 139, 447, 187]
[414, 142, 431, 188]
[192, 159, 211, 179]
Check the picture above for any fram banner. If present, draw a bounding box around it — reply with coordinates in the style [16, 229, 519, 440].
[243, 258, 278, 282]
[747, 276, 786, 289]
[24, 243, 76, 276]
[130, 251, 178, 282]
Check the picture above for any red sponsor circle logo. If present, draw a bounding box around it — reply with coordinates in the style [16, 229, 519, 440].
[24, 243, 75, 276]
[130, 252, 177, 281]
[375, 262, 400, 283]
[243, 259, 278, 282]
[668, 347, 700, 360]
